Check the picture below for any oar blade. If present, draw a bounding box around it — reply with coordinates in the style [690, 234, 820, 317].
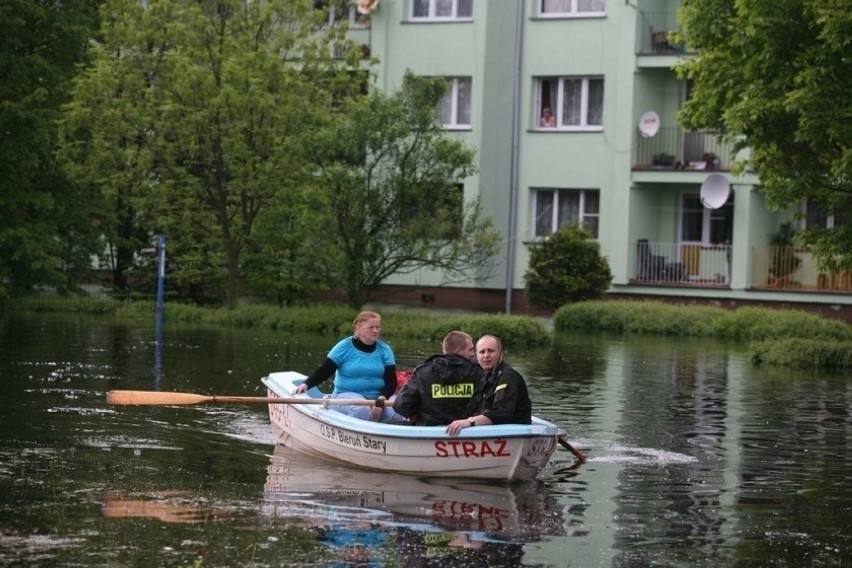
[558, 436, 588, 462]
[107, 390, 211, 406]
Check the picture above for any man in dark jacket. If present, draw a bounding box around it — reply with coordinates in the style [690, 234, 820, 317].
[393, 331, 481, 426]
[446, 335, 532, 436]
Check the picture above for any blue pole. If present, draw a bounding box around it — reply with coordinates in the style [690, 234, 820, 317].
[155, 235, 167, 323]
[154, 235, 166, 389]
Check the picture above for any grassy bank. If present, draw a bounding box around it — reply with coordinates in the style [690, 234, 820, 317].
[9, 296, 852, 367]
[554, 300, 852, 368]
[7, 296, 551, 348]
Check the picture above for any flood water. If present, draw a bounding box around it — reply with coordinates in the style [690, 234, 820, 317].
[0, 312, 850, 567]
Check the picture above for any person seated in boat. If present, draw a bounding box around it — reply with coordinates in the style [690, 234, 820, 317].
[392, 331, 482, 426]
[445, 334, 532, 436]
[294, 310, 406, 423]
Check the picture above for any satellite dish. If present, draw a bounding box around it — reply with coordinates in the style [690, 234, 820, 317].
[700, 174, 731, 209]
[639, 111, 660, 138]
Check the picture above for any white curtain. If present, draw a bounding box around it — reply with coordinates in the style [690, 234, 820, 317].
[413, 0, 430, 17]
[542, 0, 573, 13]
[436, 0, 452, 17]
[535, 191, 555, 236]
[557, 191, 580, 227]
[562, 79, 582, 126]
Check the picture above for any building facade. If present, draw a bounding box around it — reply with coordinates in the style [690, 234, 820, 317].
[348, 0, 851, 318]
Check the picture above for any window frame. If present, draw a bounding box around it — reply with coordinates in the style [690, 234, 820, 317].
[803, 200, 844, 230]
[679, 192, 733, 246]
[537, 0, 606, 18]
[315, 1, 371, 30]
[532, 188, 600, 238]
[410, 0, 474, 21]
[439, 77, 472, 129]
[535, 76, 604, 131]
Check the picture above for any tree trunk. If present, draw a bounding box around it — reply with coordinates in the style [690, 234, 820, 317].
[225, 246, 241, 309]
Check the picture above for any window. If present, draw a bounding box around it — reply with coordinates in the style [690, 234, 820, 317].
[536, 77, 604, 130]
[314, 0, 371, 30]
[412, 0, 473, 20]
[439, 77, 471, 128]
[804, 200, 846, 229]
[680, 193, 733, 245]
[533, 189, 600, 238]
[539, 0, 605, 17]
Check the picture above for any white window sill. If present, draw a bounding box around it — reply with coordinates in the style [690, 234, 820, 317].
[534, 13, 606, 20]
[532, 127, 604, 133]
[407, 17, 474, 23]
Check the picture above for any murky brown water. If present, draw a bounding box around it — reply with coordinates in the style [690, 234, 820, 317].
[1, 313, 850, 567]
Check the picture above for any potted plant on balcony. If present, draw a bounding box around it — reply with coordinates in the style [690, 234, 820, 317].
[768, 222, 801, 287]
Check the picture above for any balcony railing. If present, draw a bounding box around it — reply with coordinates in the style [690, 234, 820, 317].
[634, 127, 735, 172]
[631, 242, 852, 293]
[750, 246, 852, 292]
[633, 240, 730, 286]
[639, 11, 688, 55]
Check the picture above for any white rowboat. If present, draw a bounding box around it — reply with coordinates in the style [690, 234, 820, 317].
[262, 371, 562, 481]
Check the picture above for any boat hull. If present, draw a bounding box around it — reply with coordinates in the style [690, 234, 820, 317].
[263, 371, 560, 480]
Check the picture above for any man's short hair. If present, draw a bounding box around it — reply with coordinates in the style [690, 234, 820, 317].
[442, 331, 473, 354]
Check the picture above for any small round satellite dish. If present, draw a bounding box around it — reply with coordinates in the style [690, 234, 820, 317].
[639, 111, 660, 138]
[700, 174, 731, 209]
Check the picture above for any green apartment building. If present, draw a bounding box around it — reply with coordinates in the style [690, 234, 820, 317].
[342, 0, 851, 317]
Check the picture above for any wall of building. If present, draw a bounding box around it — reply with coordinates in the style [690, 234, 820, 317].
[364, 0, 851, 313]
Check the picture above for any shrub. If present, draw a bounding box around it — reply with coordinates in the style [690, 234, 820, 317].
[751, 338, 852, 368]
[554, 300, 724, 336]
[383, 312, 550, 349]
[713, 306, 852, 341]
[11, 295, 119, 315]
[524, 224, 613, 311]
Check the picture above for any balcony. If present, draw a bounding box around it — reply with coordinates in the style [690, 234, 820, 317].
[634, 127, 736, 172]
[632, 240, 730, 287]
[750, 246, 852, 292]
[638, 11, 688, 55]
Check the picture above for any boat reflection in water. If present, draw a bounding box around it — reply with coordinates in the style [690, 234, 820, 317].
[261, 444, 571, 566]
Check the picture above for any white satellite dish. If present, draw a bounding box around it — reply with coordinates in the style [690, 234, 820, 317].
[700, 173, 731, 209]
[639, 111, 660, 138]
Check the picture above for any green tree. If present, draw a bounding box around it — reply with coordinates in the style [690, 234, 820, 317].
[60, 0, 361, 307]
[241, 187, 339, 307]
[524, 224, 613, 311]
[0, 1, 104, 298]
[309, 72, 501, 308]
[677, 0, 852, 272]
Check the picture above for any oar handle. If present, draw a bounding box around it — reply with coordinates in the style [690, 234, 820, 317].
[106, 390, 384, 407]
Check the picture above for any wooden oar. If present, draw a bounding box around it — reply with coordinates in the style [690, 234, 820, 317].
[106, 390, 384, 407]
[557, 435, 587, 463]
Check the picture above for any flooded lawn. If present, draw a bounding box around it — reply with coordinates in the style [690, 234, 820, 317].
[0, 314, 849, 566]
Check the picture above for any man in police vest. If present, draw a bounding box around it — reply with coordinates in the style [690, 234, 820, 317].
[393, 331, 482, 426]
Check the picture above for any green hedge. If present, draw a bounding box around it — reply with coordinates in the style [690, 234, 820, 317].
[11, 296, 852, 366]
[554, 300, 852, 342]
[751, 338, 852, 368]
[6, 297, 549, 348]
[554, 300, 724, 336]
[381, 312, 550, 348]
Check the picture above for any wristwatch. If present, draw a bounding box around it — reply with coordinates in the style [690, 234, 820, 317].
[467, 417, 476, 427]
